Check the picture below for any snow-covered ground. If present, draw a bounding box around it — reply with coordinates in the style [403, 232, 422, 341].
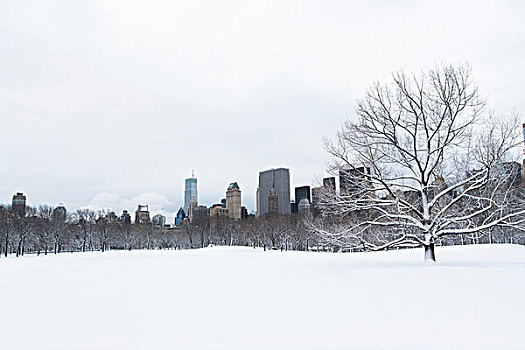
[0, 244, 524, 349]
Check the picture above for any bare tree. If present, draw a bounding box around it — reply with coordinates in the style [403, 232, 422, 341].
[95, 210, 114, 252]
[0, 206, 15, 257]
[37, 205, 55, 255]
[316, 64, 525, 261]
[76, 209, 97, 252]
[14, 206, 37, 257]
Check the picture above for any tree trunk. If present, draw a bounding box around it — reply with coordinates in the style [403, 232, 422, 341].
[4, 235, 8, 257]
[424, 242, 436, 262]
[16, 238, 22, 257]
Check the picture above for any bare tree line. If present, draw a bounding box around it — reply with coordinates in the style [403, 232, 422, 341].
[0, 206, 318, 257]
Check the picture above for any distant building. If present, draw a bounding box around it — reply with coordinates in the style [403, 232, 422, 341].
[52, 203, 67, 223]
[226, 182, 242, 220]
[295, 186, 311, 208]
[311, 187, 323, 217]
[323, 177, 336, 193]
[340, 164, 372, 195]
[257, 168, 291, 216]
[191, 205, 210, 228]
[12, 192, 26, 217]
[175, 208, 186, 226]
[241, 206, 248, 220]
[184, 174, 198, 211]
[188, 196, 198, 223]
[210, 204, 229, 229]
[298, 198, 311, 213]
[121, 210, 131, 225]
[152, 214, 166, 227]
[291, 200, 298, 214]
[135, 205, 151, 225]
[107, 211, 119, 223]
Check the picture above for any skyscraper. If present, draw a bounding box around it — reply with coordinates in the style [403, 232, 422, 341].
[226, 182, 242, 220]
[340, 164, 372, 195]
[295, 186, 311, 207]
[12, 192, 26, 217]
[184, 172, 198, 211]
[135, 205, 150, 225]
[257, 168, 291, 216]
[152, 214, 166, 227]
[121, 210, 131, 225]
[175, 208, 186, 226]
[52, 203, 67, 223]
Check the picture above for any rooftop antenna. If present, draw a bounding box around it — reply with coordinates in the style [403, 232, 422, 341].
[192, 170, 195, 178]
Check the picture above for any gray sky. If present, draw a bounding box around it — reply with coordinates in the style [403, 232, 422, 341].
[1, 0, 524, 221]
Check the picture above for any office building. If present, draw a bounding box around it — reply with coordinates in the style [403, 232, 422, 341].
[210, 204, 229, 229]
[291, 200, 298, 214]
[311, 187, 323, 217]
[121, 210, 131, 225]
[298, 198, 311, 213]
[295, 186, 311, 208]
[135, 205, 151, 225]
[12, 192, 26, 217]
[226, 182, 242, 220]
[191, 205, 210, 228]
[175, 208, 186, 226]
[340, 164, 372, 195]
[152, 214, 166, 227]
[107, 211, 119, 223]
[241, 206, 248, 220]
[184, 173, 198, 211]
[257, 168, 291, 216]
[52, 204, 67, 223]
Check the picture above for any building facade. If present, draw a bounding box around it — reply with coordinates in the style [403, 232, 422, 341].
[226, 182, 242, 220]
[52, 204, 67, 223]
[191, 205, 210, 228]
[295, 186, 311, 208]
[121, 210, 131, 225]
[184, 176, 198, 211]
[209, 204, 229, 229]
[135, 205, 151, 225]
[257, 168, 291, 216]
[340, 164, 372, 195]
[175, 208, 186, 226]
[152, 214, 166, 227]
[12, 192, 26, 217]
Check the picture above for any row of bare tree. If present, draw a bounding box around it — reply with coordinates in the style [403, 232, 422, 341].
[1, 199, 522, 260]
[0, 206, 322, 257]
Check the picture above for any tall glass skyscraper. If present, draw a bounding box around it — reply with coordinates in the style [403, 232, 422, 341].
[184, 176, 198, 210]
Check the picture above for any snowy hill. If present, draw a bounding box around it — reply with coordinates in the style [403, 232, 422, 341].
[0, 245, 524, 349]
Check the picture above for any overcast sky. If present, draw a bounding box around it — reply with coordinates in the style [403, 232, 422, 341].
[1, 0, 524, 221]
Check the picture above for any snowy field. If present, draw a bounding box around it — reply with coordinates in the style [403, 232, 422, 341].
[0, 245, 524, 350]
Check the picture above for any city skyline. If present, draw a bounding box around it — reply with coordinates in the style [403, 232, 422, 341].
[2, 165, 319, 223]
[2, 1, 524, 223]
